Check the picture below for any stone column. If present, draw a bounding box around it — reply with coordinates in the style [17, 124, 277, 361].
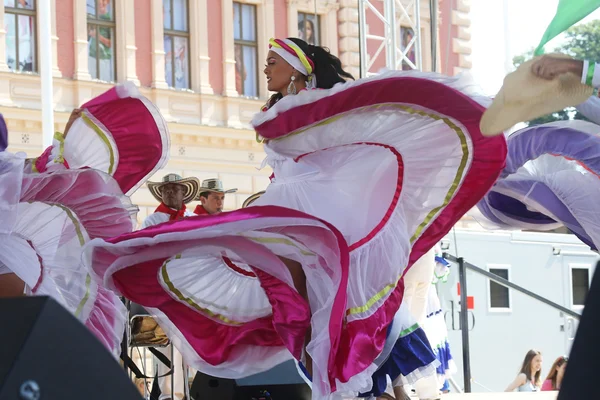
[189, 0, 213, 94]
[115, 0, 140, 85]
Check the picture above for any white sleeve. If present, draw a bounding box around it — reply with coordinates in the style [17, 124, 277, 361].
[139, 213, 169, 230]
[581, 60, 600, 88]
[576, 96, 600, 126]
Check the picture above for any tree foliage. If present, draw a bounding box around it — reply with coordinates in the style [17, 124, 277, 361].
[511, 20, 600, 126]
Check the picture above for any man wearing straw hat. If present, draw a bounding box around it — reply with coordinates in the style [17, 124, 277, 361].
[193, 178, 237, 215]
[140, 173, 201, 229]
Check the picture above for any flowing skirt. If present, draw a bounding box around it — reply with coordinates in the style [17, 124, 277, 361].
[88, 70, 507, 398]
[474, 120, 600, 250]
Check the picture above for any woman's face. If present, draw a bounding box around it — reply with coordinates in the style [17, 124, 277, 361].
[531, 355, 543, 372]
[264, 51, 295, 93]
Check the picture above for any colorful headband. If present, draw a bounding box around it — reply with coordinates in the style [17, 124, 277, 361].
[269, 38, 316, 88]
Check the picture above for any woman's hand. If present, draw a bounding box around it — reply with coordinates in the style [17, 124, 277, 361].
[64, 108, 82, 136]
[531, 56, 584, 81]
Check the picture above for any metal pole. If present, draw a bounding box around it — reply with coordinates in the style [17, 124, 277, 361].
[429, 0, 438, 72]
[444, 253, 581, 320]
[358, 0, 367, 78]
[39, 0, 54, 148]
[414, 0, 422, 70]
[384, 0, 397, 70]
[458, 257, 472, 393]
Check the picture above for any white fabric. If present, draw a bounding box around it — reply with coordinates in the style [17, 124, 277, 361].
[403, 249, 435, 325]
[576, 96, 600, 125]
[252, 70, 480, 396]
[140, 209, 195, 229]
[270, 41, 308, 76]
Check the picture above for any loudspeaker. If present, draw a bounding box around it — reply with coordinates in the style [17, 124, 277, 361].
[0, 296, 142, 400]
[234, 360, 311, 399]
[559, 261, 600, 399]
[190, 372, 237, 400]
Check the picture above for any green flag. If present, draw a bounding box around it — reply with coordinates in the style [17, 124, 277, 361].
[534, 0, 600, 55]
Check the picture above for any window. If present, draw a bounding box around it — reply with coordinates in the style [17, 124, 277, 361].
[571, 267, 590, 307]
[4, 0, 36, 72]
[87, 0, 116, 81]
[489, 267, 510, 310]
[297, 12, 320, 46]
[400, 27, 416, 70]
[163, 0, 190, 89]
[233, 2, 258, 97]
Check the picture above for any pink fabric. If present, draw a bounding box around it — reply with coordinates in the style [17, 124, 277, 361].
[81, 87, 166, 194]
[21, 170, 135, 239]
[33, 146, 53, 173]
[541, 379, 555, 391]
[19, 168, 134, 353]
[111, 242, 296, 364]
[94, 206, 349, 377]
[85, 287, 124, 353]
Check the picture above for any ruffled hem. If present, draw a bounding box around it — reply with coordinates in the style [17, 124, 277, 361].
[85, 206, 350, 391]
[359, 327, 438, 397]
[31, 82, 170, 196]
[0, 151, 134, 355]
[475, 120, 600, 250]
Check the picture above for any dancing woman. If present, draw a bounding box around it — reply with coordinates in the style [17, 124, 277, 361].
[88, 38, 507, 398]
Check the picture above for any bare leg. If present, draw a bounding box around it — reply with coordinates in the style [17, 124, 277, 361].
[279, 256, 313, 377]
[0, 273, 25, 298]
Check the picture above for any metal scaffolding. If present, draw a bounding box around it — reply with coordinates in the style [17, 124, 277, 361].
[357, 0, 425, 78]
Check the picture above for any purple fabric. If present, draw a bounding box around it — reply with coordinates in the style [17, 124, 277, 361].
[504, 125, 600, 176]
[487, 191, 555, 224]
[477, 123, 600, 250]
[0, 114, 7, 151]
[493, 181, 595, 249]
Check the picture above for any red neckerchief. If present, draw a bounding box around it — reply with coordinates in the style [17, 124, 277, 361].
[155, 203, 186, 221]
[194, 204, 209, 216]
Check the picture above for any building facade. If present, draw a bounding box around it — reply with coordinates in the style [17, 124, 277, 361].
[3, 0, 472, 224]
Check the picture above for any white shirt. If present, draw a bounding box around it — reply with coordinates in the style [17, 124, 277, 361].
[139, 209, 195, 230]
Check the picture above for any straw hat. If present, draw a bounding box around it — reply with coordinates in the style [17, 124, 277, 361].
[196, 178, 238, 199]
[242, 191, 265, 208]
[480, 54, 593, 136]
[147, 173, 200, 204]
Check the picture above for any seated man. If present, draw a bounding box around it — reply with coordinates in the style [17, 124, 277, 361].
[141, 173, 200, 229]
[193, 178, 237, 215]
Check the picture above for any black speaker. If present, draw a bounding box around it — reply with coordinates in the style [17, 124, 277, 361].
[0, 296, 142, 400]
[190, 372, 237, 400]
[559, 261, 600, 399]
